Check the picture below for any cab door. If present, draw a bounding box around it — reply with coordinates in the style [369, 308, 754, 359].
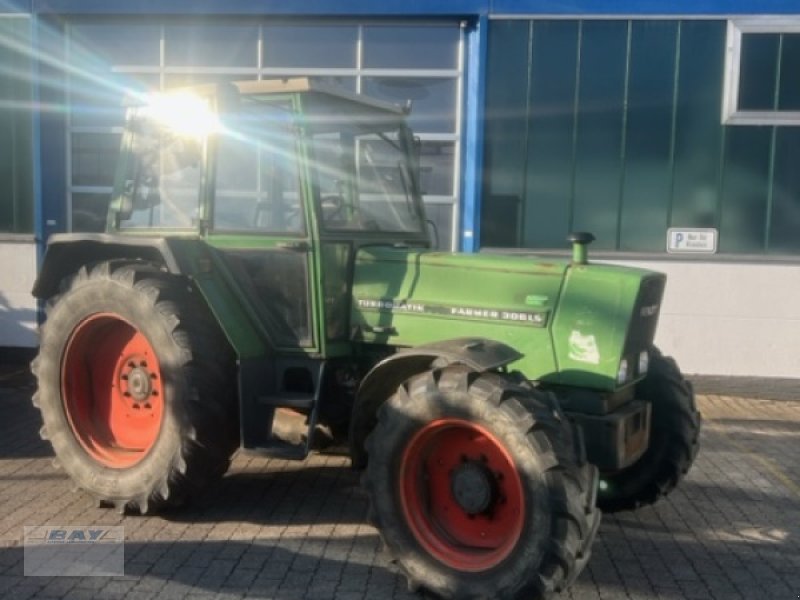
[207, 98, 318, 351]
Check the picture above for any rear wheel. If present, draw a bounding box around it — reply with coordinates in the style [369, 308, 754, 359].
[597, 347, 700, 512]
[363, 366, 600, 599]
[32, 261, 237, 513]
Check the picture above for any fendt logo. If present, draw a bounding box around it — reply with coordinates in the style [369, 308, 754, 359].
[640, 304, 659, 318]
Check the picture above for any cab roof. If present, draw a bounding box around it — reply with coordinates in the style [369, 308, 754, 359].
[232, 78, 407, 116]
[125, 77, 407, 118]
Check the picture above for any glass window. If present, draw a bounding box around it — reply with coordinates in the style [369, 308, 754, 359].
[69, 22, 160, 66]
[164, 72, 254, 90]
[64, 18, 463, 249]
[0, 17, 34, 234]
[362, 77, 457, 134]
[738, 33, 779, 111]
[165, 23, 258, 67]
[214, 100, 304, 234]
[311, 128, 423, 235]
[71, 133, 122, 187]
[424, 203, 453, 250]
[119, 108, 205, 230]
[418, 141, 455, 196]
[362, 25, 459, 70]
[724, 20, 800, 124]
[263, 24, 357, 68]
[778, 34, 800, 110]
[72, 192, 111, 233]
[70, 74, 159, 128]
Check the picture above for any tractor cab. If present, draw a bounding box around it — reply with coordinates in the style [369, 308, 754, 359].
[108, 78, 429, 355]
[110, 79, 427, 240]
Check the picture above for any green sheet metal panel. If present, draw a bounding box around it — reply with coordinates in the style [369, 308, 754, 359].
[351, 247, 567, 379]
[619, 21, 678, 252]
[165, 237, 271, 359]
[670, 20, 726, 231]
[571, 20, 628, 250]
[769, 127, 800, 253]
[483, 17, 800, 256]
[550, 264, 646, 389]
[719, 126, 772, 253]
[484, 20, 529, 202]
[523, 20, 579, 248]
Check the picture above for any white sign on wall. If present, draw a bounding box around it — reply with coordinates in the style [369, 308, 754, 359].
[666, 228, 718, 254]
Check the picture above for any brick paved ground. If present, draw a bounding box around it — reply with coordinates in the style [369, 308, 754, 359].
[0, 367, 798, 599]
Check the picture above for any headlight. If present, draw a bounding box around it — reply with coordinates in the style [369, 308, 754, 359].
[617, 359, 629, 385]
[638, 350, 649, 376]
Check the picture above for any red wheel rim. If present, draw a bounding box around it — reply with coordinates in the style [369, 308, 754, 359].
[399, 418, 525, 571]
[61, 313, 164, 468]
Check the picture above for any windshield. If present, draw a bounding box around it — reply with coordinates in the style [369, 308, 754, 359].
[312, 126, 424, 234]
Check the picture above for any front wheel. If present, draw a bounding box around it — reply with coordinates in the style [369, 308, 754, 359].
[597, 347, 701, 512]
[363, 366, 600, 600]
[32, 261, 238, 513]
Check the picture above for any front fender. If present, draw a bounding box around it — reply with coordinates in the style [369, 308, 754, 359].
[349, 337, 523, 468]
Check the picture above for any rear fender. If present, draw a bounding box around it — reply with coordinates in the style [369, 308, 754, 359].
[349, 337, 523, 467]
[32, 234, 180, 299]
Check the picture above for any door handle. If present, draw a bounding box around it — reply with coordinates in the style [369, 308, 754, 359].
[275, 241, 310, 252]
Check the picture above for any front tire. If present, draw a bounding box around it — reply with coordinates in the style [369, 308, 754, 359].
[363, 366, 600, 600]
[32, 261, 237, 513]
[597, 347, 701, 512]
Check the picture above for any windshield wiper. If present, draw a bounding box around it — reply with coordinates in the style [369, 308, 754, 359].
[376, 131, 403, 152]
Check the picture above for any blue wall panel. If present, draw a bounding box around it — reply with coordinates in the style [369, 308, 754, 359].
[461, 16, 489, 252]
[491, 0, 800, 16]
[30, 0, 800, 17]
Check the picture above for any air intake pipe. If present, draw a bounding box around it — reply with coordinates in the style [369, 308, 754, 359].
[567, 232, 595, 265]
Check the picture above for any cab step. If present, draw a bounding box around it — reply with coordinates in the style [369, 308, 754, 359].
[239, 358, 325, 460]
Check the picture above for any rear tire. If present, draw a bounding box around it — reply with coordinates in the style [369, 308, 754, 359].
[31, 261, 238, 513]
[597, 347, 700, 512]
[363, 366, 600, 600]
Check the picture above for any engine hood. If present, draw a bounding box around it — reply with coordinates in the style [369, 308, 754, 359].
[351, 247, 570, 377]
[351, 246, 665, 390]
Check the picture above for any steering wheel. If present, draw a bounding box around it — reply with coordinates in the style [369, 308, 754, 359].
[321, 194, 346, 222]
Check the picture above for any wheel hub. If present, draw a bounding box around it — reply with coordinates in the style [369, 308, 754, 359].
[126, 367, 153, 402]
[451, 461, 495, 515]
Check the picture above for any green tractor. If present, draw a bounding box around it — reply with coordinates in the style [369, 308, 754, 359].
[31, 79, 700, 599]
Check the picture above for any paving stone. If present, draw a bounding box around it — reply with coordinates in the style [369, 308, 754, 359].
[2, 384, 800, 599]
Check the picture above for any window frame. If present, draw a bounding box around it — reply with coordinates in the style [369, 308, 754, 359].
[723, 18, 800, 126]
[64, 18, 464, 249]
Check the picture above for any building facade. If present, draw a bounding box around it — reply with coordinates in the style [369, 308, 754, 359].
[1, 0, 799, 377]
